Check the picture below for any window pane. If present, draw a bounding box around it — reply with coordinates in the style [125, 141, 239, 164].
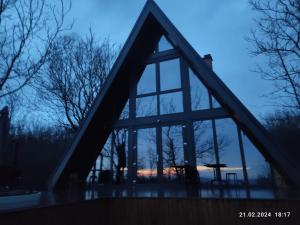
[87, 134, 112, 185]
[137, 64, 156, 95]
[136, 95, 157, 117]
[158, 35, 173, 52]
[242, 132, 272, 187]
[194, 120, 216, 184]
[212, 96, 221, 108]
[215, 118, 244, 185]
[189, 69, 209, 110]
[118, 100, 129, 120]
[162, 126, 184, 181]
[160, 59, 181, 91]
[160, 92, 183, 115]
[137, 128, 157, 183]
[101, 134, 112, 171]
[112, 129, 128, 184]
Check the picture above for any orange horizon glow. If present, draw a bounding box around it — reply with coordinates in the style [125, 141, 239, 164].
[136, 165, 245, 177]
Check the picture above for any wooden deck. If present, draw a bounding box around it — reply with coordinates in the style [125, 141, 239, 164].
[0, 197, 299, 225]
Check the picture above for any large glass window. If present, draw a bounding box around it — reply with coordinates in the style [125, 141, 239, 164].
[189, 69, 210, 110]
[136, 95, 157, 117]
[137, 64, 156, 95]
[160, 91, 183, 115]
[194, 120, 216, 184]
[162, 125, 184, 182]
[137, 128, 157, 183]
[242, 132, 272, 187]
[112, 129, 128, 184]
[82, 25, 286, 201]
[215, 118, 244, 185]
[160, 59, 181, 91]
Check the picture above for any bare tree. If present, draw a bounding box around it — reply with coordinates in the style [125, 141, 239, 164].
[264, 110, 300, 166]
[147, 146, 157, 178]
[0, 0, 71, 98]
[112, 128, 127, 184]
[36, 30, 117, 131]
[136, 128, 156, 181]
[194, 120, 228, 165]
[2, 92, 19, 121]
[162, 125, 184, 179]
[248, 0, 300, 110]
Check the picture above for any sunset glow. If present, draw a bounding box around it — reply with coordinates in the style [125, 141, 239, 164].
[136, 166, 245, 177]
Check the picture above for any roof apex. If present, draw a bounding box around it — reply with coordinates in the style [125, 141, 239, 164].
[48, 0, 300, 190]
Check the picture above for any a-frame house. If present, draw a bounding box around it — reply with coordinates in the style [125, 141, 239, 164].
[48, 0, 299, 190]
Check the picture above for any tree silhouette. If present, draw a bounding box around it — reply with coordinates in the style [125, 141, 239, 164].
[248, 0, 300, 110]
[36, 30, 117, 131]
[0, 0, 71, 99]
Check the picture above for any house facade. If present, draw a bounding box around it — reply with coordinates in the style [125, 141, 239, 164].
[48, 1, 298, 197]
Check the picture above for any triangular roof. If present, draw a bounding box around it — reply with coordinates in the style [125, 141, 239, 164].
[48, 0, 299, 190]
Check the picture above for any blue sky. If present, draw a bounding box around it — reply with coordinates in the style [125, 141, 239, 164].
[65, 0, 274, 119]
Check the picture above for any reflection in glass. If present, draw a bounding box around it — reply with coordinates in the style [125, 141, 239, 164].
[118, 100, 129, 120]
[160, 59, 181, 91]
[112, 129, 128, 184]
[160, 91, 183, 115]
[162, 126, 184, 181]
[189, 69, 209, 110]
[212, 96, 221, 108]
[215, 118, 244, 185]
[87, 134, 112, 185]
[242, 132, 272, 187]
[101, 134, 112, 171]
[136, 95, 157, 117]
[137, 64, 156, 95]
[137, 128, 157, 183]
[158, 35, 173, 52]
[194, 120, 216, 183]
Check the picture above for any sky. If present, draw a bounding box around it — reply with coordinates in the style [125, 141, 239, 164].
[65, 0, 275, 120]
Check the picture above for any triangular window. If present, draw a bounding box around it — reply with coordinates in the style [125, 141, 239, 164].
[158, 35, 173, 52]
[86, 134, 112, 185]
[242, 132, 273, 187]
[215, 118, 245, 185]
[189, 69, 210, 110]
[212, 96, 221, 108]
[119, 100, 129, 120]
